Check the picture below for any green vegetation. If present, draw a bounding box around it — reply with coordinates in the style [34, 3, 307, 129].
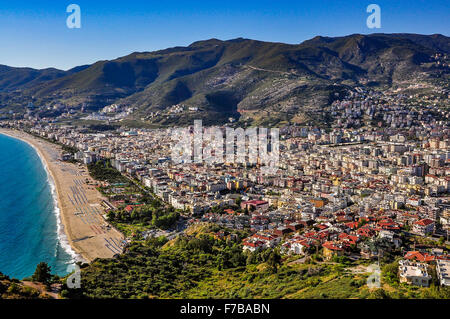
[382, 260, 400, 285]
[87, 160, 182, 237]
[88, 160, 129, 184]
[59, 225, 450, 299]
[108, 204, 179, 233]
[0, 262, 64, 299]
[0, 281, 41, 299]
[0, 272, 43, 299]
[2, 34, 448, 126]
[61, 225, 249, 299]
[61, 144, 78, 155]
[31, 262, 52, 286]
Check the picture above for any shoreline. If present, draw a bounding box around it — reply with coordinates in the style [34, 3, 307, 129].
[30, 139, 83, 264]
[0, 128, 124, 264]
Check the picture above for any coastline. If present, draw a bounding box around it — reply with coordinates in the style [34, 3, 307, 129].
[0, 128, 124, 264]
[18, 133, 81, 265]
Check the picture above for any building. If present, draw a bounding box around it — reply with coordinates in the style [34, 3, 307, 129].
[273, 226, 292, 237]
[436, 260, 450, 286]
[242, 240, 264, 252]
[412, 218, 435, 236]
[322, 241, 344, 260]
[241, 200, 269, 213]
[283, 237, 315, 255]
[310, 198, 327, 208]
[243, 232, 281, 253]
[398, 260, 432, 287]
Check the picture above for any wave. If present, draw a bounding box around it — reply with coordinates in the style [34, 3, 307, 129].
[48, 174, 81, 263]
[27, 141, 83, 265]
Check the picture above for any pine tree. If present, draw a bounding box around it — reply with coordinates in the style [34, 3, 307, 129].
[32, 262, 52, 285]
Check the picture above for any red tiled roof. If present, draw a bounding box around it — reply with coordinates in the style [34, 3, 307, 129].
[345, 221, 359, 230]
[339, 233, 359, 245]
[404, 251, 435, 262]
[414, 218, 434, 226]
[243, 241, 264, 248]
[322, 241, 343, 251]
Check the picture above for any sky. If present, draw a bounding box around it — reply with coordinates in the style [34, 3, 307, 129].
[0, 0, 448, 70]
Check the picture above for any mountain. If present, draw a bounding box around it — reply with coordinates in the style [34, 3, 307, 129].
[0, 33, 449, 126]
[0, 65, 65, 92]
[0, 64, 90, 92]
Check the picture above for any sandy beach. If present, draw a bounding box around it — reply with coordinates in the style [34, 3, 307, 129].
[0, 128, 124, 263]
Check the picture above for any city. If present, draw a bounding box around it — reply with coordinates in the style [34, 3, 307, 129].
[0, 1, 449, 312]
[1, 83, 448, 297]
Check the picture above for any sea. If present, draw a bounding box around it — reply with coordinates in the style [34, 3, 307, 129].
[0, 133, 76, 279]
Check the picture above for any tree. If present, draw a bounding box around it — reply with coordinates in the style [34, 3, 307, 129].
[382, 260, 399, 284]
[228, 246, 246, 268]
[246, 252, 257, 265]
[152, 212, 178, 230]
[368, 288, 390, 299]
[267, 249, 282, 273]
[6, 282, 21, 295]
[32, 262, 52, 285]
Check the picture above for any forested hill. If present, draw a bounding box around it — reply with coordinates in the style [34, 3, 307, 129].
[1, 33, 449, 126]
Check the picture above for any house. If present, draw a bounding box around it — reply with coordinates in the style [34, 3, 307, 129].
[243, 232, 281, 252]
[338, 233, 359, 246]
[398, 260, 432, 287]
[412, 218, 435, 236]
[285, 238, 315, 255]
[322, 241, 344, 260]
[124, 204, 144, 214]
[273, 226, 292, 237]
[357, 226, 376, 239]
[404, 251, 435, 263]
[310, 198, 327, 208]
[242, 240, 264, 252]
[252, 233, 281, 248]
[345, 221, 360, 230]
[241, 200, 269, 213]
[377, 218, 401, 231]
[287, 222, 303, 232]
[379, 230, 402, 248]
[406, 197, 422, 207]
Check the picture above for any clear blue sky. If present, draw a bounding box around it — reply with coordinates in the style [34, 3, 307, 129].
[0, 0, 448, 70]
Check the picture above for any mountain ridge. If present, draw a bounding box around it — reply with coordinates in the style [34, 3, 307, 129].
[0, 33, 449, 125]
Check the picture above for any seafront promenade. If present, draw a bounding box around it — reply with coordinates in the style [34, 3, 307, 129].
[0, 129, 125, 263]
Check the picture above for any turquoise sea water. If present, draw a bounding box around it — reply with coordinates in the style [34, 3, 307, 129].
[0, 133, 75, 279]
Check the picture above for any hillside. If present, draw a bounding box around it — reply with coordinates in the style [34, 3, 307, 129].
[1, 33, 449, 126]
[0, 272, 51, 299]
[59, 225, 450, 299]
[0, 64, 90, 92]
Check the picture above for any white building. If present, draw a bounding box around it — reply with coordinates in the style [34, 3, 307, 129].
[398, 260, 432, 287]
[436, 260, 450, 286]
